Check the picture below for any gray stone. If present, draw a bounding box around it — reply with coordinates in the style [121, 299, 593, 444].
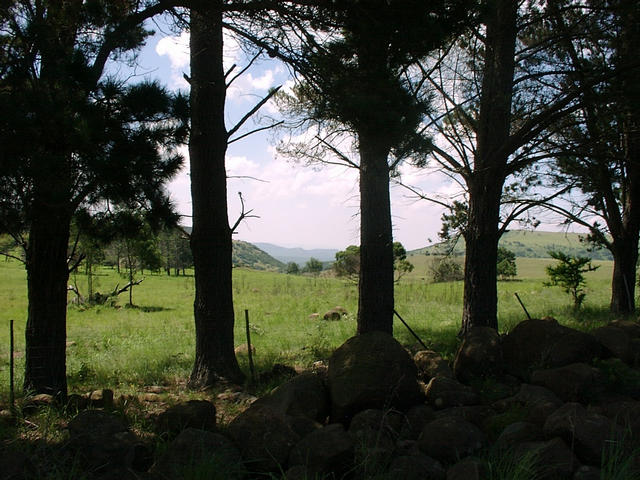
[423, 376, 480, 409]
[227, 405, 299, 473]
[418, 416, 487, 464]
[289, 424, 354, 477]
[446, 457, 485, 480]
[399, 404, 436, 440]
[531, 363, 605, 402]
[388, 454, 446, 480]
[150, 428, 243, 480]
[453, 326, 503, 383]
[495, 421, 544, 448]
[155, 400, 216, 437]
[514, 437, 579, 479]
[592, 325, 634, 364]
[414, 350, 454, 380]
[328, 332, 422, 422]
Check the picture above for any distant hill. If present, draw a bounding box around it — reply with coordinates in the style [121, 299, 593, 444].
[410, 230, 613, 261]
[254, 243, 339, 265]
[232, 240, 285, 271]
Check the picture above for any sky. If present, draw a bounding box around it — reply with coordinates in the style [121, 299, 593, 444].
[126, 25, 506, 251]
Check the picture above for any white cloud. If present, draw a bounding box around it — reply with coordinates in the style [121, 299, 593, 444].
[155, 31, 190, 69]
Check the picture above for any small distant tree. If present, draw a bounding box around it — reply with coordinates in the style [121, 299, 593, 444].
[393, 242, 414, 282]
[334, 245, 361, 281]
[497, 247, 517, 280]
[286, 262, 300, 275]
[544, 251, 599, 310]
[430, 256, 464, 283]
[334, 243, 414, 282]
[304, 257, 324, 275]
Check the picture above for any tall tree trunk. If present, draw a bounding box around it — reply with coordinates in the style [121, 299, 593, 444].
[460, 0, 517, 335]
[609, 0, 640, 315]
[461, 179, 502, 334]
[188, 3, 244, 387]
[357, 133, 394, 334]
[610, 236, 638, 314]
[24, 207, 71, 398]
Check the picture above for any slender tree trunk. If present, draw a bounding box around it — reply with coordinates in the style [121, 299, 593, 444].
[24, 208, 71, 398]
[188, 3, 244, 386]
[460, 0, 517, 335]
[610, 237, 638, 314]
[357, 133, 394, 335]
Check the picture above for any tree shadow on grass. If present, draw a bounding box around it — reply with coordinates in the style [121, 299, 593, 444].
[124, 305, 172, 313]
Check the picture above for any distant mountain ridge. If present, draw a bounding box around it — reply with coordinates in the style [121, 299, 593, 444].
[253, 242, 339, 265]
[410, 230, 613, 261]
[232, 240, 284, 271]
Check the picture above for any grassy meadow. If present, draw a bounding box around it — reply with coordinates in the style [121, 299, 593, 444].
[0, 253, 625, 405]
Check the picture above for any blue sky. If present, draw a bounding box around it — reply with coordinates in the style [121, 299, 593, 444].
[132, 27, 461, 250]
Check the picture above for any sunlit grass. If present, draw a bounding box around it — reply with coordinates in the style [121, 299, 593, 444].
[0, 254, 628, 404]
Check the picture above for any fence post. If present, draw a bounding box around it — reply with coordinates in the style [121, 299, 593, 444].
[9, 319, 15, 414]
[244, 310, 256, 382]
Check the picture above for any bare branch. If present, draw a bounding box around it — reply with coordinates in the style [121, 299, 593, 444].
[228, 121, 284, 144]
[227, 86, 282, 140]
[231, 192, 260, 234]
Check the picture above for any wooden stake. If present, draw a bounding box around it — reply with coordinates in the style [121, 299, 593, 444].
[245, 309, 256, 382]
[9, 320, 15, 414]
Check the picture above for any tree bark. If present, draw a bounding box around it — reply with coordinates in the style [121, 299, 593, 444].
[357, 133, 394, 335]
[24, 207, 72, 398]
[460, 0, 517, 335]
[188, 3, 244, 387]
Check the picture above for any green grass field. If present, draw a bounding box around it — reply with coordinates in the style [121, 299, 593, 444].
[0, 254, 625, 405]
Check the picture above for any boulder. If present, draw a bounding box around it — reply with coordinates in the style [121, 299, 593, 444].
[150, 428, 243, 480]
[433, 405, 496, 430]
[495, 421, 544, 449]
[514, 437, 579, 479]
[502, 318, 573, 379]
[348, 409, 398, 467]
[414, 350, 454, 380]
[288, 424, 354, 477]
[251, 373, 329, 423]
[154, 400, 216, 437]
[87, 389, 114, 409]
[423, 376, 479, 409]
[418, 416, 487, 464]
[591, 325, 634, 364]
[531, 363, 605, 402]
[545, 329, 602, 368]
[446, 457, 486, 480]
[497, 383, 563, 425]
[323, 307, 347, 320]
[67, 410, 143, 474]
[227, 405, 299, 473]
[573, 466, 601, 480]
[543, 402, 625, 465]
[399, 404, 436, 440]
[387, 454, 446, 480]
[328, 332, 421, 422]
[453, 326, 503, 383]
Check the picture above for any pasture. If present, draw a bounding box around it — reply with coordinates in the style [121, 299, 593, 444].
[0, 254, 619, 405]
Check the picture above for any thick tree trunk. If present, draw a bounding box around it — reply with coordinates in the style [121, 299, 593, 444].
[188, 4, 244, 387]
[610, 236, 638, 314]
[461, 181, 502, 335]
[24, 208, 71, 398]
[357, 133, 394, 335]
[460, 0, 517, 335]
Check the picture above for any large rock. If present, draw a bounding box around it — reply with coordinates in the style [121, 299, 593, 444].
[387, 454, 445, 480]
[399, 404, 436, 440]
[328, 332, 421, 422]
[502, 318, 600, 379]
[423, 376, 479, 409]
[414, 350, 453, 380]
[496, 383, 563, 425]
[68, 410, 144, 474]
[495, 421, 544, 449]
[591, 325, 634, 364]
[251, 373, 329, 423]
[288, 424, 354, 477]
[514, 437, 579, 479]
[227, 405, 299, 473]
[418, 416, 487, 464]
[543, 402, 625, 466]
[150, 428, 243, 479]
[154, 400, 216, 437]
[446, 457, 486, 480]
[453, 326, 503, 383]
[531, 363, 605, 402]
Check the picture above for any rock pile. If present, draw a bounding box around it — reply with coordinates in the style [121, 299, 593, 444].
[53, 318, 640, 479]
